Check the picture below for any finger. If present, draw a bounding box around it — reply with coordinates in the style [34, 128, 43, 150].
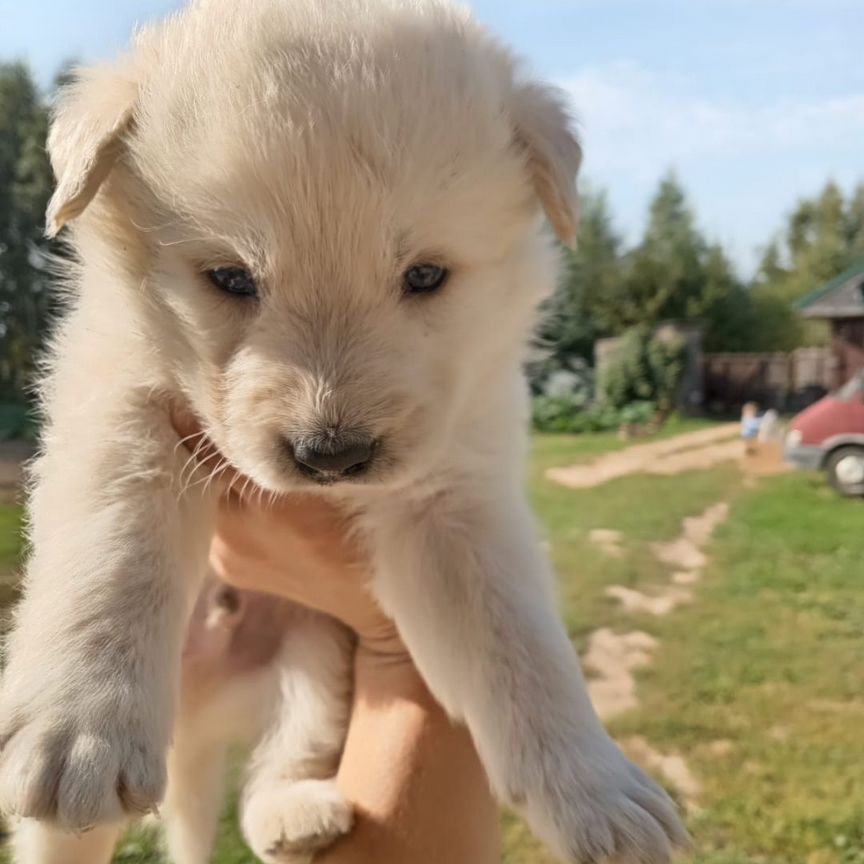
[167, 400, 201, 441]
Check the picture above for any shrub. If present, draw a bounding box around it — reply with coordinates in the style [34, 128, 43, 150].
[646, 332, 688, 415]
[531, 396, 658, 434]
[529, 329, 684, 434]
[527, 354, 595, 401]
[599, 326, 687, 416]
[617, 400, 658, 427]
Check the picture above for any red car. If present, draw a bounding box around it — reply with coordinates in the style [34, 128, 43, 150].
[785, 372, 864, 496]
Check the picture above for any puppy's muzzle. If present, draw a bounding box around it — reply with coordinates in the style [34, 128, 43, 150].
[288, 431, 376, 483]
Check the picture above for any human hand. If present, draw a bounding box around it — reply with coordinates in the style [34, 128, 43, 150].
[172, 401, 401, 652]
[171, 405, 500, 864]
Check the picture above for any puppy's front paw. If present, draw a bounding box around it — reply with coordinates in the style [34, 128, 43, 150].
[523, 736, 689, 864]
[0, 701, 165, 831]
[242, 778, 353, 864]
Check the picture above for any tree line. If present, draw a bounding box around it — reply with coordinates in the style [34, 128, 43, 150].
[0, 63, 56, 404]
[540, 176, 864, 378]
[2, 61, 864, 407]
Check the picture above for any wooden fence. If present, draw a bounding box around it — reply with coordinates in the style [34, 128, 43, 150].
[702, 348, 837, 414]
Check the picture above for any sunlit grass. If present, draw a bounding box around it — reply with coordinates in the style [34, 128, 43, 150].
[1, 424, 861, 863]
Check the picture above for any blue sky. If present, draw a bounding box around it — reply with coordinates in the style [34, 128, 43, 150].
[3, 0, 861, 275]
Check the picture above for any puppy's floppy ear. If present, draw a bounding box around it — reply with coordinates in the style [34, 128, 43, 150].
[510, 82, 582, 249]
[46, 67, 138, 237]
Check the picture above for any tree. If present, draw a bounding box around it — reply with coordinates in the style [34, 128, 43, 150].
[700, 244, 756, 351]
[598, 325, 686, 417]
[764, 181, 856, 303]
[752, 180, 864, 347]
[621, 172, 708, 326]
[847, 182, 864, 259]
[547, 174, 719, 344]
[535, 188, 623, 372]
[753, 240, 785, 288]
[534, 170, 835, 372]
[0, 63, 56, 402]
[740, 240, 801, 350]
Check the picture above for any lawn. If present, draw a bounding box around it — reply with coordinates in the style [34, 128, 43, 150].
[0, 502, 23, 610]
[506, 436, 864, 864]
[0, 424, 862, 864]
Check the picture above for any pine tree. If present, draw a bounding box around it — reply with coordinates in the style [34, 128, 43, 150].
[622, 172, 707, 325]
[538, 188, 623, 365]
[770, 181, 854, 304]
[846, 182, 864, 259]
[0, 63, 56, 402]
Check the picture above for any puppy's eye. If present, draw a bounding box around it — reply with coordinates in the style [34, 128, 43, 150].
[206, 267, 258, 298]
[403, 264, 449, 295]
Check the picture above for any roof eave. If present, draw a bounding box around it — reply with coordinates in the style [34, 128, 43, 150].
[795, 260, 864, 311]
[801, 308, 864, 320]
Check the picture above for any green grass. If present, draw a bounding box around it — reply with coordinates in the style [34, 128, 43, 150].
[612, 473, 864, 864]
[0, 505, 22, 570]
[514, 440, 864, 864]
[0, 504, 23, 610]
[530, 414, 718, 476]
[1, 421, 862, 864]
[530, 450, 742, 646]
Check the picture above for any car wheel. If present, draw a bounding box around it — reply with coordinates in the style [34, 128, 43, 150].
[825, 446, 864, 497]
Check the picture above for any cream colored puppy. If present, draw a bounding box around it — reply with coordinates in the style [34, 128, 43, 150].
[1, 1, 688, 862]
[12, 582, 354, 864]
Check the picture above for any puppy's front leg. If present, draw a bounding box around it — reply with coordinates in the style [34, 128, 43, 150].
[0, 399, 214, 832]
[369, 491, 688, 864]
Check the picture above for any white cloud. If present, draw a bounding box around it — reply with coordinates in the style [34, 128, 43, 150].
[562, 62, 864, 176]
[558, 62, 864, 273]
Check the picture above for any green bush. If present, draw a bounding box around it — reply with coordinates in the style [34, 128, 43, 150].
[647, 333, 688, 415]
[599, 326, 687, 416]
[527, 355, 595, 402]
[531, 396, 657, 434]
[529, 328, 680, 434]
[616, 400, 658, 427]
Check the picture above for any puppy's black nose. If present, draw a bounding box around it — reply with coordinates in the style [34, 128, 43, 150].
[291, 435, 375, 480]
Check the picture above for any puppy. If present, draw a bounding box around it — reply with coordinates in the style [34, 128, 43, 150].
[12, 580, 353, 864]
[0, 1, 688, 862]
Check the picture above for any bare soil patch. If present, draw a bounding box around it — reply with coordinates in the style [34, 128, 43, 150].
[584, 628, 657, 720]
[584, 501, 731, 808]
[547, 423, 741, 489]
[605, 584, 692, 616]
[623, 736, 702, 812]
[651, 502, 729, 576]
[0, 441, 33, 495]
[588, 528, 625, 558]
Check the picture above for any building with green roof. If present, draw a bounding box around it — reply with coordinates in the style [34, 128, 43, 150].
[797, 261, 864, 386]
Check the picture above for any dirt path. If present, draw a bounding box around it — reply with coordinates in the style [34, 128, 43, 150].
[585, 628, 658, 719]
[651, 502, 730, 577]
[588, 528, 624, 558]
[548, 423, 744, 488]
[590, 502, 729, 620]
[584, 501, 730, 811]
[623, 736, 702, 812]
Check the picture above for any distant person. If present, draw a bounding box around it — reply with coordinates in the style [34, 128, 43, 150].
[741, 402, 761, 454]
[741, 403, 779, 455]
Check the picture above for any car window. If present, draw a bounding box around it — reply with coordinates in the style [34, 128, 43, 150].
[834, 374, 864, 402]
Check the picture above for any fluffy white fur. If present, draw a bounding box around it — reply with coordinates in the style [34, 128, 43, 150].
[1, 0, 688, 861]
[12, 581, 353, 864]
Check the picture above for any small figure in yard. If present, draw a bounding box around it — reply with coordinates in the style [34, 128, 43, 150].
[758, 409, 780, 443]
[741, 402, 762, 455]
[741, 403, 780, 455]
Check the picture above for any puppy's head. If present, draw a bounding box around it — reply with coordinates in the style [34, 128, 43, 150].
[47, 0, 581, 492]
